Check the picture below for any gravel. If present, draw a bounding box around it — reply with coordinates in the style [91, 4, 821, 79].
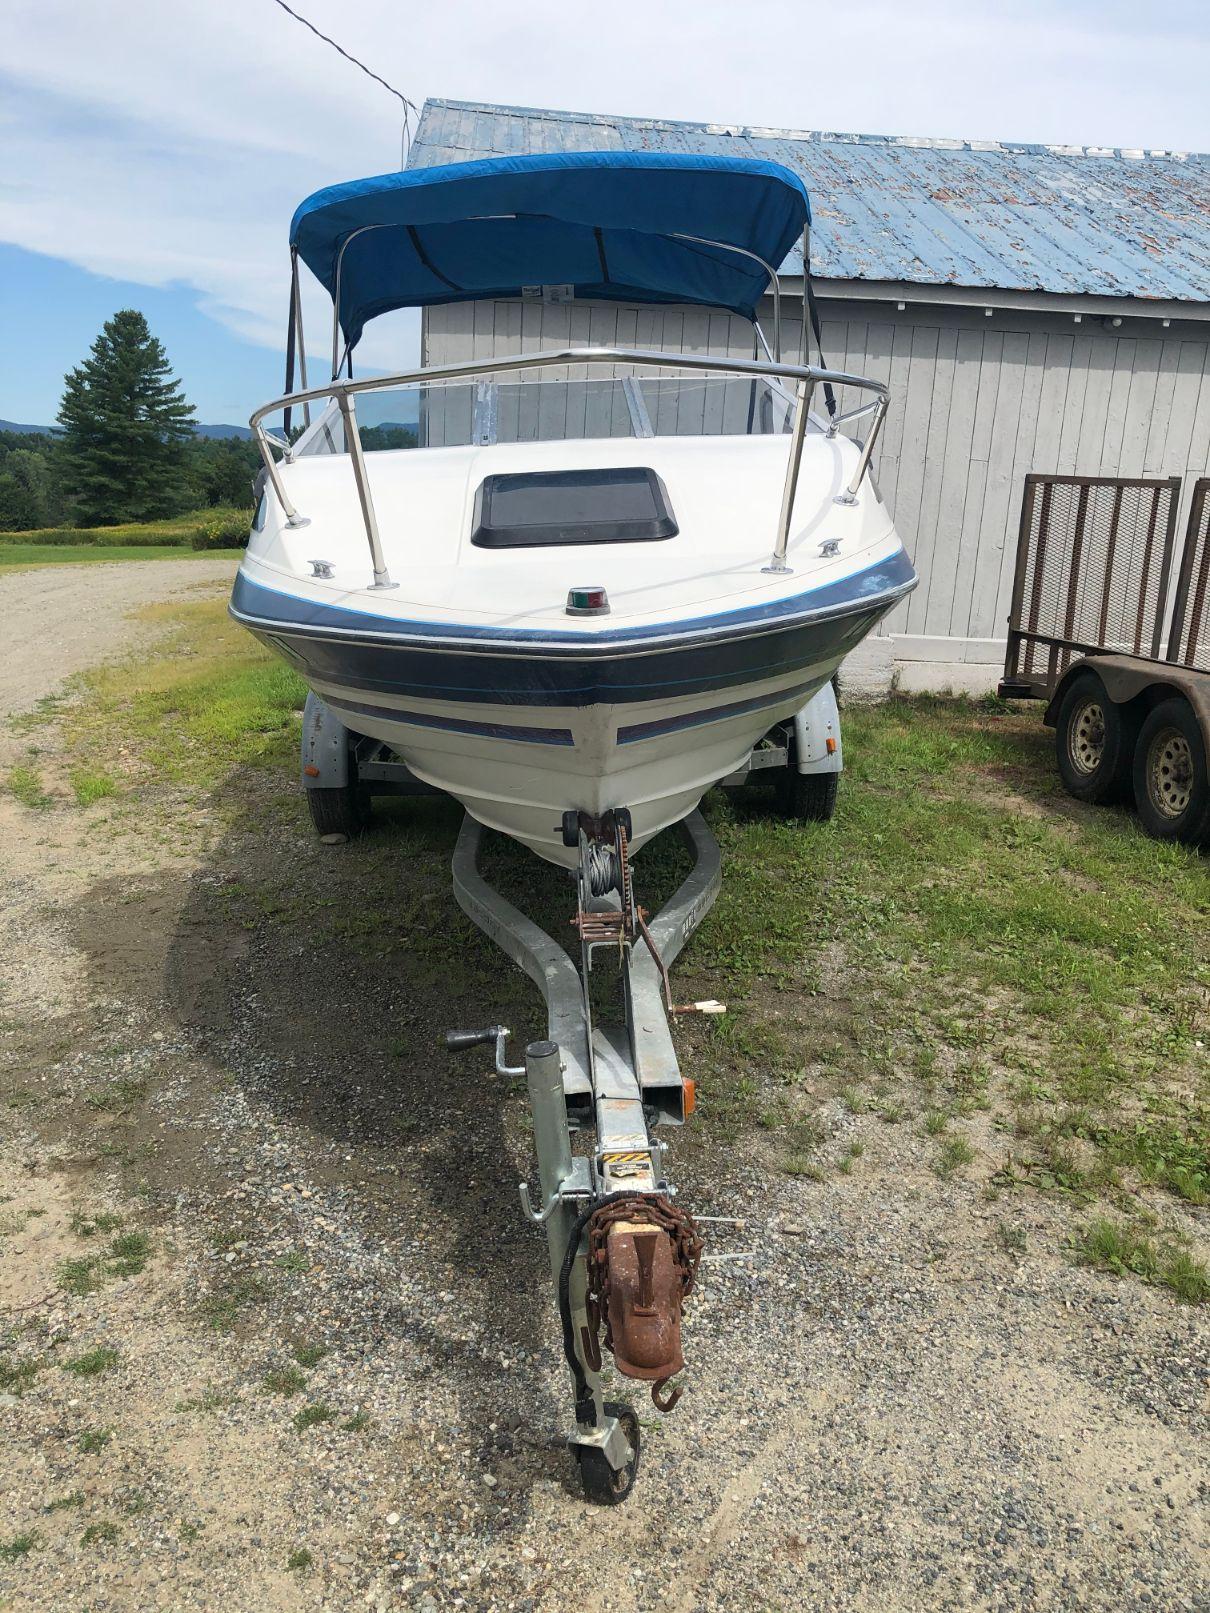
[0, 564, 1206, 1612]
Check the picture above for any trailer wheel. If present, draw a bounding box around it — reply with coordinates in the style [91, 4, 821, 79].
[576, 1402, 640, 1504]
[1133, 698, 1210, 846]
[1054, 673, 1137, 804]
[306, 782, 369, 838]
[777, 768, 839, 822]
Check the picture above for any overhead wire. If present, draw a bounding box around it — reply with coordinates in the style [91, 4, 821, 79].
[267, 0, 418, 166]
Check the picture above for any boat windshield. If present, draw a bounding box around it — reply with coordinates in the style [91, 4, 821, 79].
[290, 371, 795, 457]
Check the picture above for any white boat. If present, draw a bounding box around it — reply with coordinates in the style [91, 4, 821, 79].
[233, 151, 916, 863]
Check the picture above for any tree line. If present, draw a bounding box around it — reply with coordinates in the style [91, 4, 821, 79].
[0, 310, 262, 531]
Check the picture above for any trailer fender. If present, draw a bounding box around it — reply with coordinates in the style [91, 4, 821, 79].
[794, 682, 842, 775]
[301, 691, 351, 790]
[1044, 656, 1210, 752]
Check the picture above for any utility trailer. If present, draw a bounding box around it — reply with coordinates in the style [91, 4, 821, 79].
[999, 474, 1210, 847]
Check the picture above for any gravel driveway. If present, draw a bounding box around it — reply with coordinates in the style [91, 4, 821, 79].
[0, 561, 1205, 1613]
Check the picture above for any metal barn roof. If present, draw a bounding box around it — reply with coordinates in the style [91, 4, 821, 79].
[410, 98, 1210, 306]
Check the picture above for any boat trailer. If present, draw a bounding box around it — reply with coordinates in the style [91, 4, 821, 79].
[446, 807, 721, 1502]
[298, 684, 843, 1500]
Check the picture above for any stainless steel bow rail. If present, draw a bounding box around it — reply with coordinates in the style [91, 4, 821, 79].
[249, 345, 891, 586]
[444, 807, 722, 1503]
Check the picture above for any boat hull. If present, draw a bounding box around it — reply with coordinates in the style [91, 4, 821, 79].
[234, 565, 907, 864]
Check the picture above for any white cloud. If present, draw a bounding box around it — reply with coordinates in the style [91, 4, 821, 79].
[2, 0, 1206, 376]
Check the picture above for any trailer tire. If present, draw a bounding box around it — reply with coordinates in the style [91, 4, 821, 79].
[576, 1401, 640, 1504]
[1054, 673, 1137, 804]
[1132, 698, 1210, 847]
[777, 769, 839, 822]
[306, 782, 369, 839]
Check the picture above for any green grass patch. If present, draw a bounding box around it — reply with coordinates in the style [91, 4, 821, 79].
[1074, 1217, 1208, 1303]
[44, 1492, 85, 1513]
[0, 1355, 42, 1396]
[292, 1342, 328, 1368]
[0, 507, 250, 548]
[62, 1346, 119, 1378]
[80, 1521, 121, 1546]
[0, 1531, 41, 1562]
[286, 1547, 314, 1571]
[7, 764, 52, 809]
[60, 598, 304, 794]
[0, 543, 243, 570]
[77, 1428, 112, 1453]
[70, 768, 117, 805]
[292, 1402, 335, 1433]
[262, 1366, 307, 1397]
[934, 1135, 977, 1179]
[57, 1228, 151, 1294]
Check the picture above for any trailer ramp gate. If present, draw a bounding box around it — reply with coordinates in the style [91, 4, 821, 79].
[1003, 475, 1182, 698]
[1169, 477, 1210, 675]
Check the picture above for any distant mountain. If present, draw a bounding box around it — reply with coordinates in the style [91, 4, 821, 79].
[195, 423, 253, 440]
[0, 419, 57, 436]
[0, 418, 251, 441]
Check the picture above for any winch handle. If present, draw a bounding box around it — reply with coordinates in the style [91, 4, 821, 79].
[444, 1026, 507, 1052]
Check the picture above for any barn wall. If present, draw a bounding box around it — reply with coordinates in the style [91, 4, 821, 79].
[422, 297, 1210, 692]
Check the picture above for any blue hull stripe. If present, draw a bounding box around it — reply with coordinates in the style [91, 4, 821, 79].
[617, 676, 820, 744]
[325, 695, 574, 746]
[231, 547, 915, 652]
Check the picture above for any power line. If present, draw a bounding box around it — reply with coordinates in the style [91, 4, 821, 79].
[268, 0, 418, 163]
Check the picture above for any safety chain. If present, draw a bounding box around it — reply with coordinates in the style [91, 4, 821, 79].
[582, 1193, 703, 1411]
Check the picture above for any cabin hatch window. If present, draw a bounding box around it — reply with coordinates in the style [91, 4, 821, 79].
[470, 468, 679, 549]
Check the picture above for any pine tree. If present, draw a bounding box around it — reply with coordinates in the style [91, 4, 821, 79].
[57, 310, 196, 525]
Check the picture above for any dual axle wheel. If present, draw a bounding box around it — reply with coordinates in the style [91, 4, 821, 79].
[1055, 673, 1209, 846]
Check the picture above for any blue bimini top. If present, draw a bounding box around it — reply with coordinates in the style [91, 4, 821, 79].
[290, 150, 810, 353]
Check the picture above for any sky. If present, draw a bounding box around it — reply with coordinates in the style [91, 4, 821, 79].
[2, 0, 1207, 427]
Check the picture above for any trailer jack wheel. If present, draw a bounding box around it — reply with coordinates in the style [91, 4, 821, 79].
[576, 1402, 640, 1504]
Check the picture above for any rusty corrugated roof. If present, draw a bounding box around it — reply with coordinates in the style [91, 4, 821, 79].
[409, 98, 1210, 303]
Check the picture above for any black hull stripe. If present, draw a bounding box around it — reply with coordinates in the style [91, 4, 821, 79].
[325, 696, 574, 746]
[617, 675, 820, 744]
[246, 599, 887, 707]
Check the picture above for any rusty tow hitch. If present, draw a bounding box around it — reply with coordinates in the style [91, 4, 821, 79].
[583, 1194, 703, 1411]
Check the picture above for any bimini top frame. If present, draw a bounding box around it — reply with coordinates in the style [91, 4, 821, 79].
[259, 152, 890, 587]
[289, 150, 812, 364]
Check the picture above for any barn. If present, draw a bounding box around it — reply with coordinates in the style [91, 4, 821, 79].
[407, 98, 1210, 694]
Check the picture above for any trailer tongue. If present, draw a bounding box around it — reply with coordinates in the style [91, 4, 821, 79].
[446, 808, 720, 1502]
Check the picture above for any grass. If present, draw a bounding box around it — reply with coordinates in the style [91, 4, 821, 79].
[293, 1342, 328, 1369]
[0, 1356, 42, 1396]
[292, 1402, 335, 1433]
[7, 764, 52, 809]
[0, 543, 243, 570]
[0, 1532, 40, 1562]
[57, 1229, 152, 1294]
[262, 1366, 307, 1397]
[70, 768, 117, 805]
[34, 599, 1210, 1296]
[80, 1521, 121, 1546]
[935, 1135, 977, 1179]
[61, 598, 305, 798]
[0, 507, 251, 569]
[286, 1547, 314, 1572]
[77, 1428, 112, 1453]
[44, 1493, 85, 1513]
[62, 1346, 119, 1378]
[1074, 1217, 1209, 1304]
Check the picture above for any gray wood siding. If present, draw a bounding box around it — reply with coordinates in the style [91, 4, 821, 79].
[423, 299, 1210, 646]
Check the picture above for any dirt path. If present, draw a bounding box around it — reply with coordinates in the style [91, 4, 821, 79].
[0, 556, 235, 746]
[0, 565, 1205, 1613]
